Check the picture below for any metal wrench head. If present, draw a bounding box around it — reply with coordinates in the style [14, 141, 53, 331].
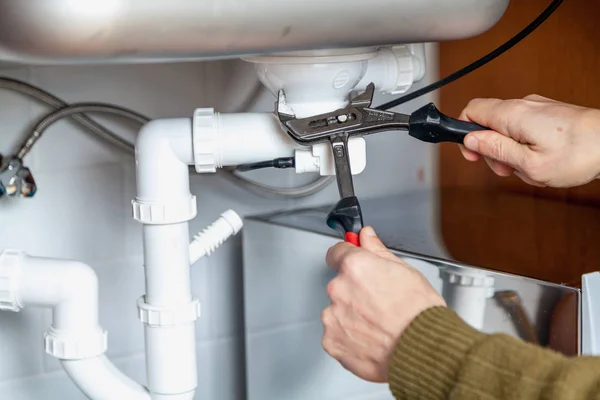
[275, 82, 376, 124]
[274, 83, 408, 145]
[275, 88, 296, 122]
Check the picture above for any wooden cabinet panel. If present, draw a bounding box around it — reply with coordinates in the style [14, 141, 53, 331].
[438, 0, 600, 285]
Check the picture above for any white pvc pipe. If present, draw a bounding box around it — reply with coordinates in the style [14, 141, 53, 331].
[443, 285, 490, 330]
[135, 119, 198, 398]
[0, 252, 150, 400]
[143, 224, 192, 306]
[440, 269, 494, 331]
[18, 256, 99, 333]
[357, 44, 426, 95]
[62, 356, 150, 400]
[135, 118, 195, 202]
[144, 324, 197, 399]
[211, 113, 303, 167]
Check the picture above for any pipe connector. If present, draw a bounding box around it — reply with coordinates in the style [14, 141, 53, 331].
[440, 268, 495, 330]
[0, 155, 37, 198]
[440, 268, 495, 298]
[0, 250, 149, 399]
[132, 196, 197, 225]
[44, 326, 107, 360]
[189, 209, 243, 265]
[192, 110, 303, 173]
[0, 249, 24, 312]
[244, 44, 427, 116]
[358, 44, 427, 95]
[137, 296, 201, 327]
[0, 249, 108, 359]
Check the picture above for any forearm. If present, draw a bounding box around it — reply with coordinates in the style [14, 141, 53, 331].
[389, 307, 600, 400]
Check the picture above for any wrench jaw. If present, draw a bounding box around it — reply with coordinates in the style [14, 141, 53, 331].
[275, 89, 296, 124]
[273, 83, 379, 145]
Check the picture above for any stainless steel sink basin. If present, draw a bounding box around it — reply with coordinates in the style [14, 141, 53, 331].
[0, 0, 509, 65]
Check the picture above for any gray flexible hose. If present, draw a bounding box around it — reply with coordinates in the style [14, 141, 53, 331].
[1, 84, 333, 198]
[0, 77, 135, 155]
[218, 168, 335, 199]
[17, 103, 147, 159]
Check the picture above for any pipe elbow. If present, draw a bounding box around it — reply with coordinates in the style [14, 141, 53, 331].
[0, 251, 99, 310]
[56, 261, 98, 303]
[135, 118, 194, 167]
[134, 118, 195, 202]
[135, 120, 169, 156]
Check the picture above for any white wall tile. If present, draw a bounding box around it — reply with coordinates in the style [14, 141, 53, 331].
[246, 321, 393, 400]
[243, 221, 337, 332]
[0, 163, 129, 264]
[0, 309, 46, 381]
[201, 337, 247, 400]
[0, 371, 87, 400]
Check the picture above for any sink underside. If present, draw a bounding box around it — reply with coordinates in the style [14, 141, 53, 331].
[0, 0, 509, 65]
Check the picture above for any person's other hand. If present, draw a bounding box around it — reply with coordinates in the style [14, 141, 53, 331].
[459, 95, 600, 187]
[321, 226, 445, 383]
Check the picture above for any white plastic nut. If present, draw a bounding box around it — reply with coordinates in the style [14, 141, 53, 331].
[389, 45, 416, 95]
[44, 326, 108, 360]
[137, 296, 201, 327]
[409, 43, 426, 83]
[0, 249, 24, 312]
[193, 108, 219, 173]
[132, 195, 197, 225]
[440, 269, 495, 298]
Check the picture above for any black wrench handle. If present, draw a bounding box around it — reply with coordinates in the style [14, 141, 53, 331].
[408, 103, 487, 144]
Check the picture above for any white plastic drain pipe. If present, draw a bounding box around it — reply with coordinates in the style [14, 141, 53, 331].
[132, 115, 297, 399]
[440, 268, 495, 330]
[0, 250, 150, 400]
[133, 118, 200, 399]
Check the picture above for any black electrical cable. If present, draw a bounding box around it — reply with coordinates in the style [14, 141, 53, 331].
[236, 157, 295, 172]
[376, 0, 565, 111]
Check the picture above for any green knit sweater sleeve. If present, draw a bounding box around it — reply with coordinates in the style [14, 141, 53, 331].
[388, 306, 600, 400]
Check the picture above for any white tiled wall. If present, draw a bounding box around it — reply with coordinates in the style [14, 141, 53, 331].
[243, 222, 445, 400]
[0, 45, 438, 399]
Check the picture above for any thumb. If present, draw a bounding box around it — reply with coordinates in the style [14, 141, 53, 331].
[463, 131, 529, 170]
[360, 227, 396, 260]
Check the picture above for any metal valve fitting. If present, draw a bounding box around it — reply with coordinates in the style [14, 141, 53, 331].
[0, 154, 37, 198]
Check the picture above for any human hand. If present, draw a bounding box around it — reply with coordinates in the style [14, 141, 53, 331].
[459, 95, 600, 187]
[321, 226, 445, 382]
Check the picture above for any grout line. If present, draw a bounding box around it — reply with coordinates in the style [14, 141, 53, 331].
[246, 318, 321, 337]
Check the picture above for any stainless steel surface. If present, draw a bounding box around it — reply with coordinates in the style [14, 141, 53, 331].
[277, 83, 410, 145]
[495, 290, 539, 344]
[249, 191, 581, 356]
[0, 0, 510, 64]
[0, 155, 36, 198]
